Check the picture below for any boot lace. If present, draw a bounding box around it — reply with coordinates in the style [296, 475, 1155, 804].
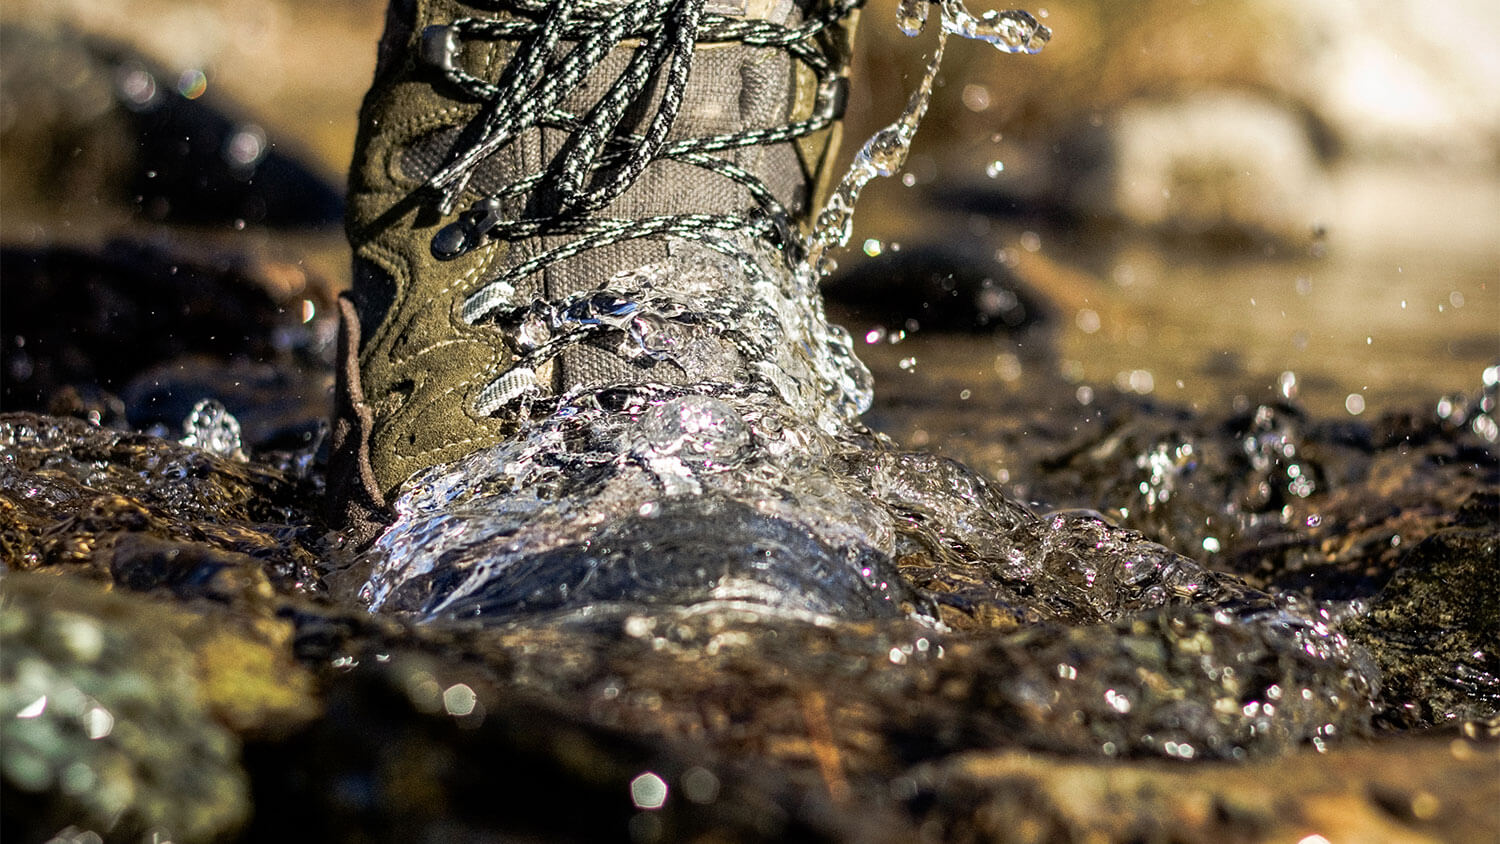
[419, 0, 859, 329]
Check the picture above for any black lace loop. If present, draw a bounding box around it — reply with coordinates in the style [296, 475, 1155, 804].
[422, 0, 862, 306]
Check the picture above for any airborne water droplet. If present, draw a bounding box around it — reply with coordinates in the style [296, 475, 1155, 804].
[896, 0, 930, 36]
[803, 1, 1050, 271]
[179, 398, 244, 460]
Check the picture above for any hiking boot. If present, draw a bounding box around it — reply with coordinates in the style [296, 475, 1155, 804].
[330, 0, 862, 536]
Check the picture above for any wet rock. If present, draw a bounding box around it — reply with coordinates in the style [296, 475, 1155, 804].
[329, 592, 1369, 772]
[915, 602, 1373, 761]
[1347, 528, 1500, 729]
[882, 372, 1498, 604]
[824, 244, 1053, 336]
[0, 241, 334, 439]
[0, 412, 322, 594]
[244, 647, 909, 844]
[910, 735, 1500, 844]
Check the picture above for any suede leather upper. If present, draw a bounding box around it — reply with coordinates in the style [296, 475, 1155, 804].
[330, 0, 858, 522]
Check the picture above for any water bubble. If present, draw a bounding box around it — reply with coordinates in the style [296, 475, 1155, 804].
[179, 399, 244, 459]
[1344, 393, 1366, 415]
[443, 683, 477, 716]
[681, 767, 720, 804]
[115, 63, 160, 109]
[1127, 370, 1155, 394]
[1075, 308, 1101, 334]
[225, 124, 268, 169]
[83, 705, 114, 740]
[993, 353, 1022, 382]
[963, 83, 993, 112]
[630, 772, 669, 810]
[176, 69, 208, 100]
[984, 159, 1005, 178]
[1473, 414, 1498, 443]
[16, 695, 47, 719]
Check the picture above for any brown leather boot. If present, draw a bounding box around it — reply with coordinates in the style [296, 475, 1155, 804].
[330, 0, 861, 538]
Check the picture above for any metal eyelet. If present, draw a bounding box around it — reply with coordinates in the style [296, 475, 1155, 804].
[816, 76, 850, 122]
[431, 198, 504, 260]
[420, 25, 462, 73]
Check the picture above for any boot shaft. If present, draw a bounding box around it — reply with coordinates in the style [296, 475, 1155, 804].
[331, 0, 862, 521]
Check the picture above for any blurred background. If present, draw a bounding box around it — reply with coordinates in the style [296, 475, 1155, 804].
[2, 0, 1496, 421]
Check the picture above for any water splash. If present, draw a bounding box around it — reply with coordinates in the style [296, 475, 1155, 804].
[347, 4, 1377, 761]
[804, 2, 1050, 271]
[179, 398, 244, 460]
[641, 396, 750, 466]
[360, 233, 896, 618]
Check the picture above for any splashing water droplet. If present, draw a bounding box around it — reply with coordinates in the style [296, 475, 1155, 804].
[896, 0, 931, 36]
[641, 396, 751, 467]
[179, 399, 244, 459]
[804, 2, 1050, 270]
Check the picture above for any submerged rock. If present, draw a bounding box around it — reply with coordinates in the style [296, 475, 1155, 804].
[0, 412, 322, 594]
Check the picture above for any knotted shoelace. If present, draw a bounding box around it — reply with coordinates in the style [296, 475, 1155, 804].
[419, 0, 861, 329]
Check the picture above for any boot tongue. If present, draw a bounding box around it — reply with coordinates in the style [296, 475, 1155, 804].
[707, 0, 797, 23]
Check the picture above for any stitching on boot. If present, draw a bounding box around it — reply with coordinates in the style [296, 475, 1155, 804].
[334, 293, 390, 518]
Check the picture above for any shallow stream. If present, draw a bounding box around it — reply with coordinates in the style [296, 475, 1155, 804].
[1, 1, 1497, 842]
